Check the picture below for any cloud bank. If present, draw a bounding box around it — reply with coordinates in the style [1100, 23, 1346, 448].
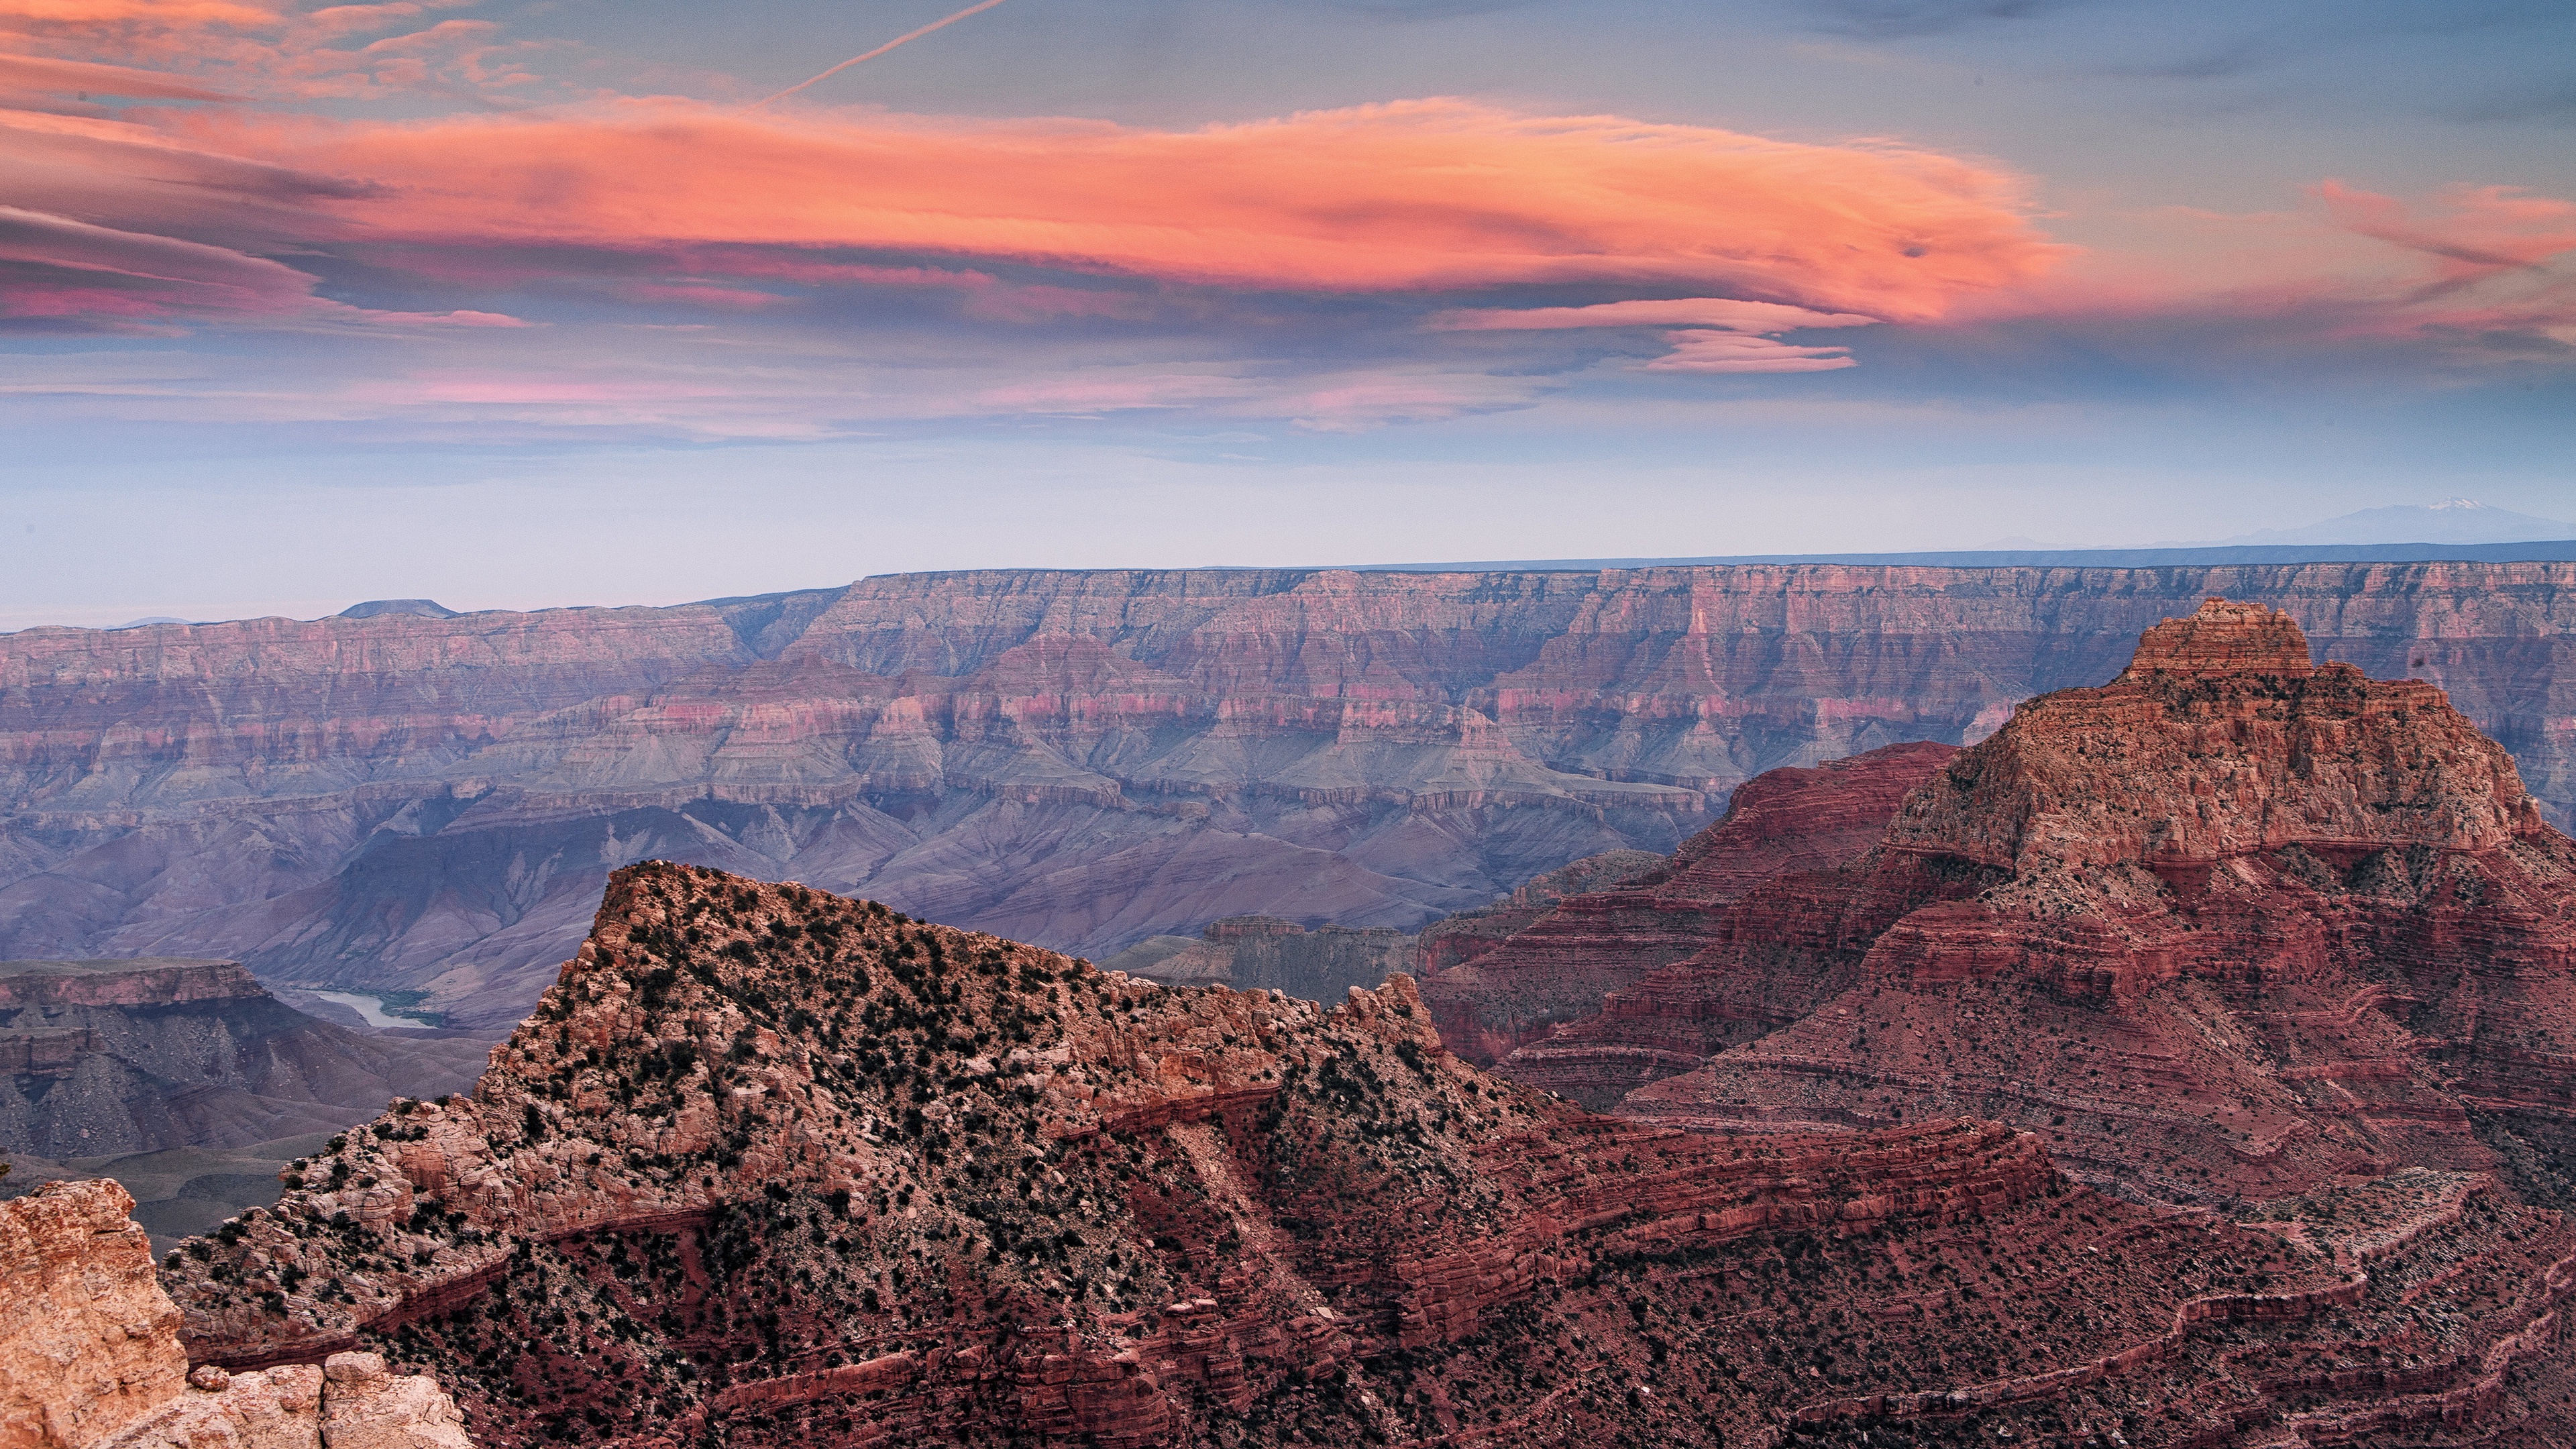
[0, 0, 2567, 435]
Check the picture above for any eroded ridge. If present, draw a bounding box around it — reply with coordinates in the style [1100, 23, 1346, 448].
[1446, 599, 2576, 1218]
[146, 861, 2534, 1448]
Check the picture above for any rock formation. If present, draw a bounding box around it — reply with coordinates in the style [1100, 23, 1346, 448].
[4, 564, 2573, 1029]
[150, 862, 2576, 1445]
[1489, 600, 2576, 1220]
[1413, 848, 1665, 977]
[0, 1178, 471, 1449]
[1421, 741, 1955, 1065]
[1104, 916, 1420, 1000]
[0, 959, 488, 1161]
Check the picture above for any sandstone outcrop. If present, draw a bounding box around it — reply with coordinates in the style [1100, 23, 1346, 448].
[4, 564, 2574, 1029]
[1491, 600, 2576, 1222]
[1421, 741, 1953, 1065]
[152, 863, 2576, 1445]
[2, 1180, 184, 1448]
[0, 1180, 470, 1449]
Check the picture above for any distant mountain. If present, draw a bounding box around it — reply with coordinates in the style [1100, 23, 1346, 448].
[2214, 497, 2573, 546]
[335, 598, 458, 620]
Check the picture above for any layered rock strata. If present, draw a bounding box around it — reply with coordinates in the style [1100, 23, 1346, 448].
[5, 564, 2575, 1028]
[0, 1179, 470, 1449]
[1499, 600, 2576, 1218]
[1421, 741, 1953, 1064]
[1107, 915, 1420, 1000]
[0, 959, 487, 1160]
[154, 863, 2576, 1446]
[1412, 848, 1664, 977]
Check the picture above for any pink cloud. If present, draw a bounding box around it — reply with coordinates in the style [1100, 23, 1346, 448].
[1430, 294, 1878, 371]
[2316, 180, 2576, 284]
[0, 50, 237, 101]
[1428, 297, 1880, 332]
[1976, 180, 2576, 358]
[193, 97, 2059, 317]
[0, 203, 317, 327]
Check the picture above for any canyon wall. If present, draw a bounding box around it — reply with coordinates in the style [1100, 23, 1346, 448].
[2, 564, 2571, 1028]
[1104, 914, 1421, 998]
[1442, 601, 2576, 1224]
[0, 959, 487, 1162]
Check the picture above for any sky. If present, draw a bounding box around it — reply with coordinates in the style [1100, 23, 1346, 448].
[1, 0, 2572, 627]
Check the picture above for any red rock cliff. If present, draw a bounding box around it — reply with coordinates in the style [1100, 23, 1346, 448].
[1420, 740, 1955, 1066]
[152, 864, 2576, 1446]
[1498, 599, 2576, 1219]
[0, 1179, 473, 1449]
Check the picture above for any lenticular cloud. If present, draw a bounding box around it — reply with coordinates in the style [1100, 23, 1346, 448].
[203, 97, 2061, 318]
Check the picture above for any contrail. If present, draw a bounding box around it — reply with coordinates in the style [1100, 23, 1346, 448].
[746, 0, 1014, 110]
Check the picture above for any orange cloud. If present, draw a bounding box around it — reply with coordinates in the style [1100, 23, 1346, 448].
[0, 0, 272, 24]
[205, 98, 2061, 317]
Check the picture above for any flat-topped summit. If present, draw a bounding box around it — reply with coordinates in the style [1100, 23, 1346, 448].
[1425, 595, 2576, 1229]
[1887, 595, 2544, 871]
[2116, 595, 2315, 680]
[0, 957, 266, 1008]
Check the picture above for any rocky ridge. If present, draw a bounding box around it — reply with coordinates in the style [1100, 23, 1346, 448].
[150, 862, 2576, 1446]
[1, 1176, 470, 1449]
[4, 564, 2574, 1029]
[1421, 742, 1955, 1066]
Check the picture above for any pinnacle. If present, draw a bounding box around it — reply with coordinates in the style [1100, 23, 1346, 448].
[2116, 596, 2314, 680]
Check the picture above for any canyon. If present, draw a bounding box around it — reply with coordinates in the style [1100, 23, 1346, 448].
[0, 958, 489, 1249]
[1, 564, 2572, 1030]
[150, 862, 2576, 1445]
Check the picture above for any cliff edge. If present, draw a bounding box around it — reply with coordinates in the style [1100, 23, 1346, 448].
[1, 1177, 470, 1449]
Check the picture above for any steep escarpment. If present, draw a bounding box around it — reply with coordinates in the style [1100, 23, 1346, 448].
[1413, 848, 1666, 977]
[3, 564, 2574, 1028]
[1501, 601, 2576, 1220]
[0, 959, 486, 1160]
[1421, 741, 1954, 1065]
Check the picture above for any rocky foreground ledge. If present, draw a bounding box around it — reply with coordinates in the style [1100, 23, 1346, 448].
[136, 861, 2576, 1446]
[0, 1177, 470, 1449]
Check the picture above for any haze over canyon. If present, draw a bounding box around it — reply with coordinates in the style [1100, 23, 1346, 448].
[1, 562, 2570, 1029]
